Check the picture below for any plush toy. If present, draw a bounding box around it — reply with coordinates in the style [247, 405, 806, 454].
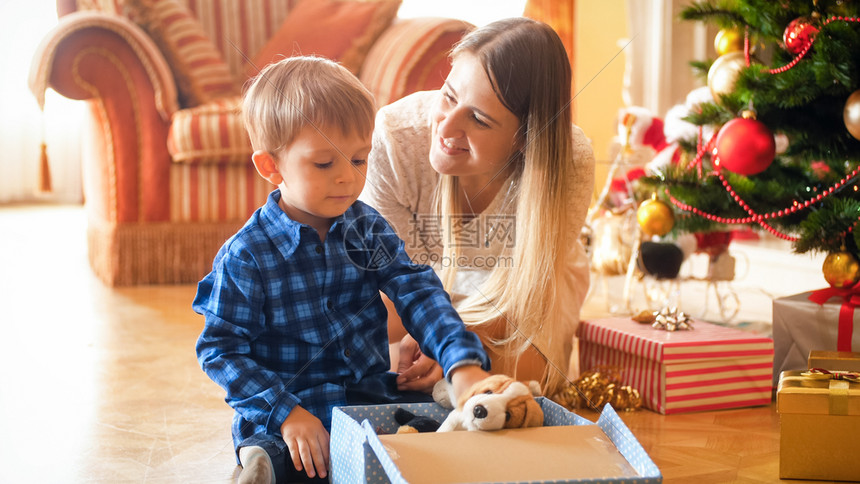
[435, 375, 544, 432]
[394, 408, 441, 434]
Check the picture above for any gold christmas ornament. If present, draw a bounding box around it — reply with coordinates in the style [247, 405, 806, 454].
[707, 51, 746, 103]
[822, 250, 860, 288]
[637, 196, 674, 237]
[714, 28, 744, 56]
[844, 90, 860, 141]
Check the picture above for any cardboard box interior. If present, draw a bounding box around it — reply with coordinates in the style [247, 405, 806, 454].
[330, 398, 662, 484]
[377, 425, 639, 484]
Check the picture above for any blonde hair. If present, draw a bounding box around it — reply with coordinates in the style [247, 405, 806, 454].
[242, 56, 376, 153]
[436, 18, 575, 396]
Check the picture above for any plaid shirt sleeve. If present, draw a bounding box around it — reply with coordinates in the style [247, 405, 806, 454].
[193, 237, 300, 436]
[354, 203, 490, 375]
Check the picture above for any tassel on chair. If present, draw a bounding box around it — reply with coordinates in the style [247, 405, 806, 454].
[38, 141, 52, 193]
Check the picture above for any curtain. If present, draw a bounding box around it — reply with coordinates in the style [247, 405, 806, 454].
[0, 1, 83, 204]
[524, 0, 715, 117]
[623, 0, 715, 115]
[523, 0, 575, 98]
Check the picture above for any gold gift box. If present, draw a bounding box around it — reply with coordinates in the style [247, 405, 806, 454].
[777, 370, 860, 481]
[808, 350, 860, 372]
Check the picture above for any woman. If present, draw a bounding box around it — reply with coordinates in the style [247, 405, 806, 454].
[360, 17, 594, 398]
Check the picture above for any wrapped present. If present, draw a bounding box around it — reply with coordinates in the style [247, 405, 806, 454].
[330, 398, 662, 483]
[579, 317, 773, 414]
[777, 370, 860, 481]
[773, 290, 860, 384]
[808, 350, 860, 372]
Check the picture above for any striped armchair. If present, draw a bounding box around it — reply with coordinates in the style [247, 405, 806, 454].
[30, 0, 473, 286]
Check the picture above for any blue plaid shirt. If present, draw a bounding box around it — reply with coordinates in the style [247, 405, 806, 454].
[194, 191, 488, 450]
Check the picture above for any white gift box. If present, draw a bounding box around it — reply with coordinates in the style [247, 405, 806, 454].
[772, 291, 860, 384]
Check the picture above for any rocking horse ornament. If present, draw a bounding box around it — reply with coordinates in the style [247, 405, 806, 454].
[585, 105, 742, 323]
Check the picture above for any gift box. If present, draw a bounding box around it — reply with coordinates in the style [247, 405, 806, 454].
[578, 317, 774, 414]
[808, 350, 860, 372]
[776, 370, 860, 481]
[773, 290, 860, 384]
[330, 398, 662, 483]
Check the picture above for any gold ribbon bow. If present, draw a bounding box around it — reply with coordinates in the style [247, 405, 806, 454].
[802, 368, 860, 383]
[800, 368, 860, 415]
[633, 307, 694, 331]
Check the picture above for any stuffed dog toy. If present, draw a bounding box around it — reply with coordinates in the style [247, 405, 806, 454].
[436, 375, 544, 432]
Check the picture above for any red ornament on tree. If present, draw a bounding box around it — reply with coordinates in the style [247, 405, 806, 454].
[783, 17, 819, 54]
[714, 113, 776, 176]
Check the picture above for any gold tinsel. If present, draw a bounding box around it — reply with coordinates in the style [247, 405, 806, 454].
[553, 366, 642, 412]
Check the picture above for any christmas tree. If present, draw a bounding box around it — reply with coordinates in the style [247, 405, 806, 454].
[637, 0, 860, 288]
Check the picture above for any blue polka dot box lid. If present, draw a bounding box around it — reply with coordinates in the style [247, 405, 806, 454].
[330, 398, 661, 483]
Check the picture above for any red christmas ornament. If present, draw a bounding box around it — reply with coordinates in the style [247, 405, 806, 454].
[714, 117, 776, 176]
[783, 17, 819, 55]
[810, 160, 831, 180]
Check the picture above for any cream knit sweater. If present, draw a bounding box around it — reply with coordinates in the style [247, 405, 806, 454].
[361, 91, 594, 353]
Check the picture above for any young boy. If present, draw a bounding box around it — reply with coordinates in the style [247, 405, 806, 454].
[193, 56, 491, 483]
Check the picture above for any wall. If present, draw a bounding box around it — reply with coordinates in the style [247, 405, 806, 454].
[574, 0, 717, 201]
[573, 1, 628, 195]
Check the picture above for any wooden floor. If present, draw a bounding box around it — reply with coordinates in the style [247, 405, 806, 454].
[0, 204, 843, 483]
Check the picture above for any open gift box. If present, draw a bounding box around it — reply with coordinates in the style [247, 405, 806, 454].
[579, 317, 774, 414]
[330, 397, 661, 483]
[776, 370, 860, 481]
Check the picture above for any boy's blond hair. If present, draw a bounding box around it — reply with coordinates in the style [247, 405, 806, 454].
[242, 56, 376, 153]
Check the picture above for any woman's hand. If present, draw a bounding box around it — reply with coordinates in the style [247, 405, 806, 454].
[279, 405, 330, 479]
[395, 334, 443, 393]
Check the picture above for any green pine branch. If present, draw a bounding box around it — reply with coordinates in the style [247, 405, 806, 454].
[640, 0, 860, 262]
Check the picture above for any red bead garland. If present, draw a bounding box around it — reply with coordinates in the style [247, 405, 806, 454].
[688, 126, 719, 177]
[665, 164, 860, 241]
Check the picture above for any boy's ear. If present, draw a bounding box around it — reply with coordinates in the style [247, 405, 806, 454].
[251, 150, 284, 186]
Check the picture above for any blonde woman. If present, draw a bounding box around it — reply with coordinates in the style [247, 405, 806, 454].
[360, 17, 594, 398]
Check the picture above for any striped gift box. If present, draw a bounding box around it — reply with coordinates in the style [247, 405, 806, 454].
[579, 317, 774, 414]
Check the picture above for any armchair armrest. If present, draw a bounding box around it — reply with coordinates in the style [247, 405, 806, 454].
[28, 11, 180, 223]
[29, 11, 178, 118]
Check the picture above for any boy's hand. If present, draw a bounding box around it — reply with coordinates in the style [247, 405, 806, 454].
[395, 334, 443, 393]
[280, 405, 330, 479]
[450, 364, 492, 401]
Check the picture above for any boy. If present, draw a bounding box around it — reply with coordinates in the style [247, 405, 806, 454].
[193, 56, 491, 483]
